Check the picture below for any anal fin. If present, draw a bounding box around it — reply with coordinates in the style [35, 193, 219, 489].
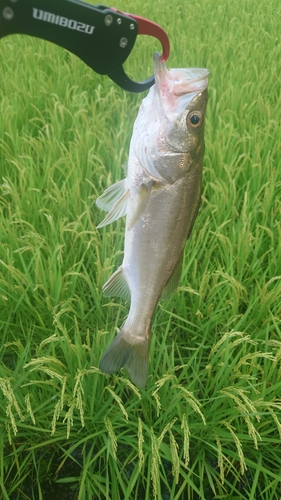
[102, 266, 130, 300]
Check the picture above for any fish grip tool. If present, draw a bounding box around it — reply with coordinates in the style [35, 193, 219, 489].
[0, 0, 170, 92]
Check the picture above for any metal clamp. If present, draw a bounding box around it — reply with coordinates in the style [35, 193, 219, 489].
[0, 0, 170, 92]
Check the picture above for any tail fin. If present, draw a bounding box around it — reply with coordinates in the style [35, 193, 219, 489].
[99, 328, 149, 388]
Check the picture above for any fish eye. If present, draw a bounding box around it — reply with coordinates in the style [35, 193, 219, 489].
[186, 111, 203, 129]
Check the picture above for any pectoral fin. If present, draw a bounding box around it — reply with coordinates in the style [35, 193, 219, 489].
[96, 179, 127, 212]
[160, 256, 183, 300]
[127, 181, 154, 230]
[96, 179, 129, 228]
[186, 195, 201, 240]
[102, 266, 130, 300]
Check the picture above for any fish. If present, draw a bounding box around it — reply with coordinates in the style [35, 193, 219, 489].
[96, 52, 209, 388]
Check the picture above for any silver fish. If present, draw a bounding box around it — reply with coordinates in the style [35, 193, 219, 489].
[97, 53, 209, 388]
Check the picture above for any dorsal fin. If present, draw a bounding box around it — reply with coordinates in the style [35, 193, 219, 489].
[160, 256, 183, 300]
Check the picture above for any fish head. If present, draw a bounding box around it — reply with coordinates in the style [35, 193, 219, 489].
[132, 53, 209, 182]
[153, 52, 208, 147]
[164, 86, 208, 155]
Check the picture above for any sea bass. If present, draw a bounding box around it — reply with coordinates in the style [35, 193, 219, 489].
[97, 52, 208, 388]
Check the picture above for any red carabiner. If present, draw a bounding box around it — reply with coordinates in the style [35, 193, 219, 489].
[108, 8, 170, 92]
[110, 8, 170, 63]
[126, 13, 170, 62]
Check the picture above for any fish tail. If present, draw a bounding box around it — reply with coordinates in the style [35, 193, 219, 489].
[99, 327, 149, 388]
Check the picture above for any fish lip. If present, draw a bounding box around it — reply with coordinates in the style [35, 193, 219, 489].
[153, 52, 209, 94]
[153, 52, 171, 88]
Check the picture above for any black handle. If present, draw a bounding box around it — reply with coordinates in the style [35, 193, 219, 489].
[0, 0, 138, 75]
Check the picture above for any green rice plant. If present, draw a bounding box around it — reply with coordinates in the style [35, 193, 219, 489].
[1, 0, 281, 498]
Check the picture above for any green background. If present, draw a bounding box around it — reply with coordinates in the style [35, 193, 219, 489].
[0, 0, 281, 498]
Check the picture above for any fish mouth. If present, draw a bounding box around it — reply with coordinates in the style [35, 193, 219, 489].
[153, 52, 209, 94]
[153, 52, 209, 117]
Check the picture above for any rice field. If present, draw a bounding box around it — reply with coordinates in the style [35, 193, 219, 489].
[0, 0, 281, 498]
